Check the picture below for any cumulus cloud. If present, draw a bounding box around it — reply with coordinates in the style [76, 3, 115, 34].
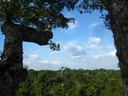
[86, 37, 104, 50]
[86, 44, 104, 50]
[64, 42, 86, 57]
[67, 49, 119, 70]
[92, 50, 118, 69]
[28, 54, 38, 60]
[71, 55, 85, 59]
[89, 37, 101, 44]
[23, 54, 61, 70]
[103, 50, 116, 57]
[94, 50, 117, 58]
[23, 43, 118, 70]
[88, 22, 101, 28]
[40, 60, 60, 65]
[40, 60, 49, 64]
[108, 50, 116, 57]
[88, 55, 118, 69]
[51, 61, 60, 65]
[63, 54, 119, 70]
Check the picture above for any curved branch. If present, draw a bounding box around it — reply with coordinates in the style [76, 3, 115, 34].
[21, 26, 53, 45]
[1, 22, 53, 45]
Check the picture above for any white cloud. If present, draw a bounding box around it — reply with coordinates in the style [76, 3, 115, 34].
[108, 50, 116, 57]
[89, 55, 118, 69]
[86, 37, 104, 50]
[64, 42, 86, 57]
[94, 50, 117, 58]
[86, 44, 104, 50]
[51, 61, 60, 65]
[63, 55, 119, 70]
[89, 37, 101, 44]
[62, 41, 118, 70]
[71, 55, 85, 59]
[23, 54, 61, 70]
[23, 49, 119, 70]
[68, 21, 79, 30]
[67, 50, 119, 70]
[28, 54, 38, 60]
[40, 60, 60, 65]
[23, 43, 118, 70]
[88, 22, 101, 28]
[41, 60, 49, 64]
[93, 51, 118, 69]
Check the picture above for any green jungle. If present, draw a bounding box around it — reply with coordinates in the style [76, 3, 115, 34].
[16, 68, 124, 96]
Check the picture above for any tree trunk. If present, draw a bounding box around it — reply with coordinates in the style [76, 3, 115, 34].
[0, 22, 53, 96]
[0, 22, 27, 96]
[104, 0, 128, 95]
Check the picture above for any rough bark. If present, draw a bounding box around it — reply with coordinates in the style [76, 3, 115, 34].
[0, 21, 53, 96]
[11, 24, 53, 45]
[103, 0, 128, 95]
[0, 22, 27, 96]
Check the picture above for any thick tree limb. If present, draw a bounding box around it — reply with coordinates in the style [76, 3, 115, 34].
[1, 23, 53, 45]
[16, 24, 53, 45]
[21, 26, 53, 45]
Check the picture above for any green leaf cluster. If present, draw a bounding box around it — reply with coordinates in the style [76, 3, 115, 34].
[16, 68, 124, 96]
[0, 0, 78, 31]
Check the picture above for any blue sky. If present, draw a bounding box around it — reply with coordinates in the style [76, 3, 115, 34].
[0, 10, 119, 70]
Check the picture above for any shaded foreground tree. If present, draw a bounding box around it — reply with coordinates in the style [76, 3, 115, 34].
[77, 0, 128, 95]
[0, 0, 77, 96]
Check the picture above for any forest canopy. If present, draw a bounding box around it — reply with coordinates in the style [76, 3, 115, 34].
[17, 69, 124, 96]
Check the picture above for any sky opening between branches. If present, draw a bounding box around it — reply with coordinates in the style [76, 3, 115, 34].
[0, 9, 119, 70]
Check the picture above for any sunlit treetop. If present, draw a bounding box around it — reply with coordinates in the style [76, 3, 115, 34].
[0, 0, 78, 31]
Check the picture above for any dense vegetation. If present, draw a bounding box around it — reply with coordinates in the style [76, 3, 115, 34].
[16, 68, 124, 96]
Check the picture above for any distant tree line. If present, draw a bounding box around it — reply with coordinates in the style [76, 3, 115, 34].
[16, 68, 124, 96]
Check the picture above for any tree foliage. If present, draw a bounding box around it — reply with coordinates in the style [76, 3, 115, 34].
[0, 0, 78, 31]
[16, 69, 124, 96]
